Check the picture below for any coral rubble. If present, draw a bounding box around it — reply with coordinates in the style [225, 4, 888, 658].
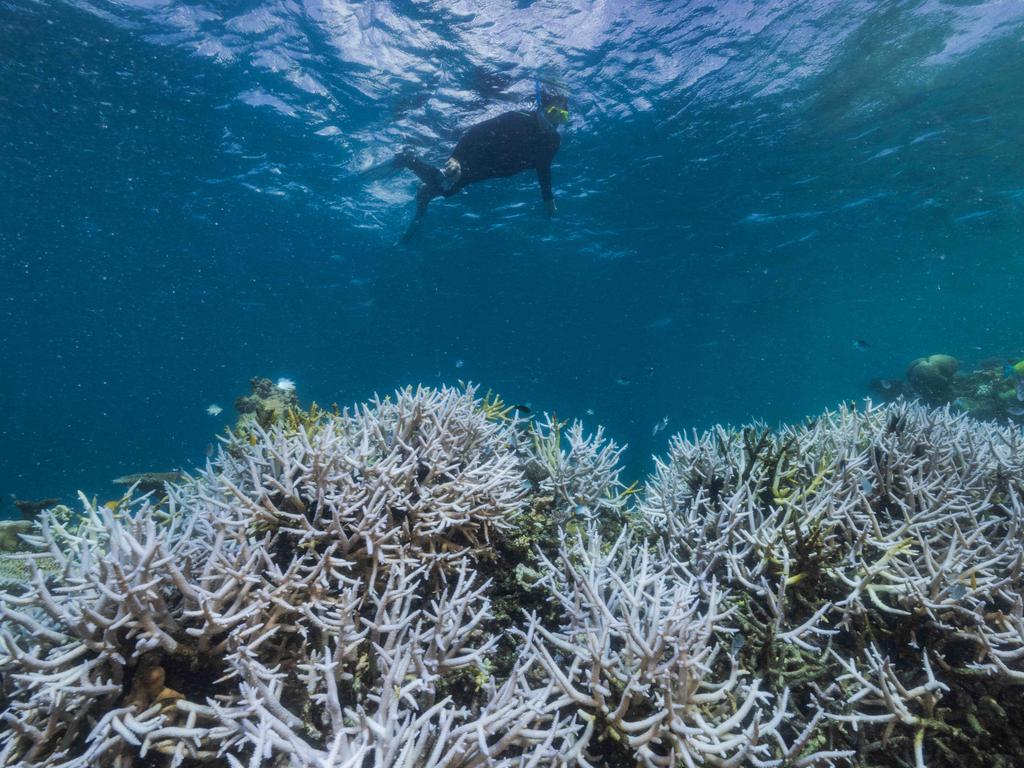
[1, 387, 1022, 767]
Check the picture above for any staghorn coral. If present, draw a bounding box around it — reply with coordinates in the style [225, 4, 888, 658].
[0, 385, 584, 768]
[519, 526, 833, 767]
[525, 413, 634, 525]
[641, 399, 1024, 767]
[0, 389, 1022, 767]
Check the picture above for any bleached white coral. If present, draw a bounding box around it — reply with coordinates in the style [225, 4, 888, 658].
[525, 414, 631, 523]
[0, 385, 562, 767]
[1, 393, 1022, 767]
[524, 527, 773, 767]
[640, 400, 1024, 766]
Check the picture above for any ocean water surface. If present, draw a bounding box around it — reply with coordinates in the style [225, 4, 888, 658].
[2, 0, 1023, 503]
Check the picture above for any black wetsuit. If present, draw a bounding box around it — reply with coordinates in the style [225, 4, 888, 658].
[400, 109, 561, 209]
[448, 110, 560, 200]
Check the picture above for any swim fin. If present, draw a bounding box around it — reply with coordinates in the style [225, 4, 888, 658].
[358, 156, 404, 182]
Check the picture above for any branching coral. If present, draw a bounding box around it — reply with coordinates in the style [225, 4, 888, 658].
[641, 400, 1024, 767]
[522, 527, 802, 767]
[0, 391, 1021, 767]
[0, 386, 567, 767]
[525, 414, 633, 525]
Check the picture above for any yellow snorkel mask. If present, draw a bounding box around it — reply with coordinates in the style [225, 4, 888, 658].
[535, 79, 569, 126]
[545, 103, 570, 124]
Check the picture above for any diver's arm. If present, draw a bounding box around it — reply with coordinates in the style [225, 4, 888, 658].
[536, 163, 555, 215]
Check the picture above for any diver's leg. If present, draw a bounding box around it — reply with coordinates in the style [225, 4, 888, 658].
[399, 184, 435, 245]
[395, 149, 447, 192]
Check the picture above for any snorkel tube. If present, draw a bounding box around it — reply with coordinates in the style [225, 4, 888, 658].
[534, 79, 553, 129]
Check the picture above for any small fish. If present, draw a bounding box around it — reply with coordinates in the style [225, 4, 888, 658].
[949, 583, 967, 600]
[852, 339, 870, 351]
[615, 377, 631, 386]
[276, 377, 296, 392]
[585, 408, 595, 416]
[206, 404, 223, 416]
[651, 416, 669, 437]
[511, 404, 531, 415]
[879, 379, 893, 390]
[455, 359, 464, 369]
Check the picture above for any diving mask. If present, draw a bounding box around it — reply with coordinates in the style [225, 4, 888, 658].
[545, 104, 570, 124]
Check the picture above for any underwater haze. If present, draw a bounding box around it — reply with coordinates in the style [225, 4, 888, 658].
[2, 0, 1024, 504]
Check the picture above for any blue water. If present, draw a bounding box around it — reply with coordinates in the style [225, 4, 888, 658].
[2, 0, 1023, 504]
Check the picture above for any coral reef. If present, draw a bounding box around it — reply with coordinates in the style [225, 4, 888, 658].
[873, 353, 1024, 423]
[11, 499, 61, 522]
[641, 401, 1024, 767]
[0, 511, 61, 587]
[112, 473, 186, 496]
[0, 522, 31, 554]
[905, 354, 959, 403]
[1, 387, 1022, 767]
[233, 376, 302, 431]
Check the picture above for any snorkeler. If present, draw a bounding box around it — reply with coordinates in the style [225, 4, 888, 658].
[394, 81, 569, 243]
